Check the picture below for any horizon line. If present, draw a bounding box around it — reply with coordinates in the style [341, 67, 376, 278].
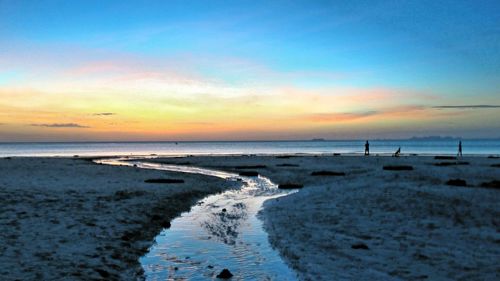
[1, 137, 500, 144]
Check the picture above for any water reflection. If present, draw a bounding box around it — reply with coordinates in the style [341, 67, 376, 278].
[98, 158, 297, 280]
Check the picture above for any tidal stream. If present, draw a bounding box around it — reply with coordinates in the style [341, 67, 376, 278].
[99, 158, 297, 280]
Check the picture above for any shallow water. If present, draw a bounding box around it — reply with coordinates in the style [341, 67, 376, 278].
[98, 158, 298, 280]
[2, 139, 499, 156]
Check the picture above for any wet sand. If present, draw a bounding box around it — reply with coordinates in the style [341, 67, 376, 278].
[1, 155, 499, 280]
[147, 155, 500, 280]
[0, 157, 238, 280]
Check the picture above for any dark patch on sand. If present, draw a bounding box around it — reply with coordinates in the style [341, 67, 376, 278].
[238, 171, 259, 177]
[311, 171, 346, 176]
[480, 180, 500, 189]
[446, 179, 467, 186]
[434, 156, 457, 160]
[276, 163, 300, 167]
[434, 162, 469, 166]
[145, 179, 185, 184]
[233, 165, 267, 169]
[351, 243, 369, 250]
[383, 165, 413, 171]
[278, 183, 304, 189]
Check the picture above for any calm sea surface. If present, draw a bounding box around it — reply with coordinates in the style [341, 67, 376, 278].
[0, 140, 499, 157]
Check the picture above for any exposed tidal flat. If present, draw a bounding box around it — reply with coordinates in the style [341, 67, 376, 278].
[0, 157, 239, 280]
[1, 155, 499, 280]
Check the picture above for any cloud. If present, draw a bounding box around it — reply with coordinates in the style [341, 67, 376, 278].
[30, 123, 90, 128]
[432, 105, 500, 109]
[93, 112, 116, 116]
[306, 111, 378, 122]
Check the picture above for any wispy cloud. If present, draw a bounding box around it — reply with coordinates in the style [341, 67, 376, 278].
[93, 112, 116, 116]
[432, 105, 500, 109]
[30, 123, 90, 128]
[306, 111, 378, 122]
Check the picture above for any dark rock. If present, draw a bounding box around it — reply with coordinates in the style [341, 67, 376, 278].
[333, 153, 341, 156]
[383, 165, 413, 171]
[491, 164, 500, 168]
[94, 269, 110, 278]
[222, 208, 227, 212]
[276, 163, 299, 167]
[238, 171, 259, 176]
[234, 165, 267, 169]
[446, 179, 467, 186]
[216, 269, 233, 279]
[207, 265, 214, 269]
[488, 155, 499, 159]
[480, 180, 500, 189]
[144, 178, 185, 184]
[278, 183, 304, 189]
[275, 155, 297, 159]
[162, 221, 171, 228]
[434, 162, 469, 166]
[4, 157, 11, 160]
[351, 243, 369, 250]
[311, 171, 345, 176]
[434, 156, 457, 160]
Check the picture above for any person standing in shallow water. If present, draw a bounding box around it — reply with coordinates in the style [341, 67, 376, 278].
[364, 141, 370, 155]
[458, 141, 463, 157]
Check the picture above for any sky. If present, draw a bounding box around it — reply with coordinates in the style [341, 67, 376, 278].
[0, 0, 499, 141]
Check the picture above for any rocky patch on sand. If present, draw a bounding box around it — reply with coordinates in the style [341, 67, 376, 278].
[383, 165, 413, 171]
[278, 183, 304, 189]
[480, 180, 500, 189]
[238, 171, 259, 177]
[144, 178, 185, 184]
[446, 179, 467, 186]
[311, 171, 346, 176]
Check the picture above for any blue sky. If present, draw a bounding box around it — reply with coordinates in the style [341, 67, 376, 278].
[0, 0, 499, 140]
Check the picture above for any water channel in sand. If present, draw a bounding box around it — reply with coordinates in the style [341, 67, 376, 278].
[99, 158, 297, 280]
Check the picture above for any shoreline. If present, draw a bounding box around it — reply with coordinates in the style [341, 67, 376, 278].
[3, 152, 499, 159]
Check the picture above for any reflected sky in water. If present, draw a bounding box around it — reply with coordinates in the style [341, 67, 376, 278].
[99, 159, 297, 280]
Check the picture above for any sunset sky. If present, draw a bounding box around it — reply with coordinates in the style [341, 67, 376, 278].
[1, 0, 499, 141]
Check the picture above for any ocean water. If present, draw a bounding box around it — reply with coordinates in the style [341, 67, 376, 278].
[0, 140, 499, 157]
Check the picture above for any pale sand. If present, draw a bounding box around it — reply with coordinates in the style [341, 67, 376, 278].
[147, 155, 500, 280]
[1, 155, 499, 280]
[0, 157, 238, 280]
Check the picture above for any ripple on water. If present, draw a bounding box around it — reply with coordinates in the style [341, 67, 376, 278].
[112, 161, 299, 280]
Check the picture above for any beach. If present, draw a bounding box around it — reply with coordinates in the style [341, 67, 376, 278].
[0, 157, 239, 280]
[146, 155, 500, 280]
[1, 155, 499, 280]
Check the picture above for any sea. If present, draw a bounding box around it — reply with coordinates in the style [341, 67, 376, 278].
[0, 139, 499, 157]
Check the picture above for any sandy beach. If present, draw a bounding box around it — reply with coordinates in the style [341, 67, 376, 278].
[1, 155, 499, 280]
[147, 155, 500, 280]
[0, 157, 238, 280]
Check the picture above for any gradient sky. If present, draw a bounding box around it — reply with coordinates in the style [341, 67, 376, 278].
[1, 0, 499, 141]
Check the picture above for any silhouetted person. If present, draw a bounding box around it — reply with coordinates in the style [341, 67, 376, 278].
[364, 141, 370, 155]
[393, 147, 401, 157]
[458, 141, 462, 157]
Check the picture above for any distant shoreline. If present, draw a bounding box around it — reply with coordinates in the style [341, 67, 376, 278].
[1, 137, 500, 144]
